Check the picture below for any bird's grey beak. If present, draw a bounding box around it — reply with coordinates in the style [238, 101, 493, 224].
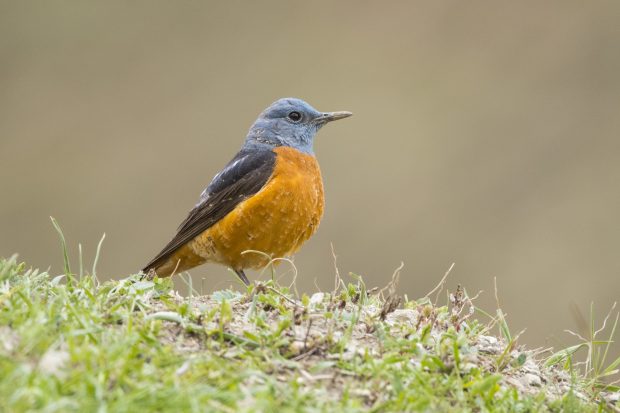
[314, 111, 353, 124]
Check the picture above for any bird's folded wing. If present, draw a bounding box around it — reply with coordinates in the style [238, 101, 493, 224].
[142, 148, 277, 272]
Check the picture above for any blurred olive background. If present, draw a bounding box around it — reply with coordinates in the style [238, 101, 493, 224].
[1, 1, 619, 354]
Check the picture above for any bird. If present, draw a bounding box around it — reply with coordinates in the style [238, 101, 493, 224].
[142, 98, 352, 285]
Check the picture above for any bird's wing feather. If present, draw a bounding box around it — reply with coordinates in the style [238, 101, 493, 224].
[142, 148, 276, 272]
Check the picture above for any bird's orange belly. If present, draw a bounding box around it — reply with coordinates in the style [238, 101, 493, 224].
[188, 146, 324, 270]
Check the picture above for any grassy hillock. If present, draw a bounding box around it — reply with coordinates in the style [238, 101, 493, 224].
[0, 255, 618, 412]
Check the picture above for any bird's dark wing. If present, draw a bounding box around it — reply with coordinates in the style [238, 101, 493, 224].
[142, 148, 276, 272]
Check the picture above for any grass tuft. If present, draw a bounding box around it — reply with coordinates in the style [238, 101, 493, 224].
[0, 255, 617, 411]
[546, 301, 620, 408]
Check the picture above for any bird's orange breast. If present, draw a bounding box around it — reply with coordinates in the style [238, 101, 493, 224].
[187, 146, 324, 270]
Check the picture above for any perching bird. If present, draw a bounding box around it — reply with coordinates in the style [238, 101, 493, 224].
[142, 98, 352, 285]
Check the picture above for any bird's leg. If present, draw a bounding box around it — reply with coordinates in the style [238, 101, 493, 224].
[234, 269, 250, 286]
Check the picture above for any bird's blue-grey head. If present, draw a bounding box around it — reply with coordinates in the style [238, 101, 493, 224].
[244, 98, 352, 154]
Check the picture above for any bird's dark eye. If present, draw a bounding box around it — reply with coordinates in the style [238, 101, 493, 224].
[287, 111, 302, 122]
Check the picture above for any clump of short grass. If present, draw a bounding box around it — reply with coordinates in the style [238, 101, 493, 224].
[0, 220, 616, 412]
[544, 302, 620, 406]
[0, 253, 616, 412]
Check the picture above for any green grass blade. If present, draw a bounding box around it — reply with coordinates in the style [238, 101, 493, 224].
[603, 355, 620, 376]
[78, 243, 83, 280]
[92, 232, 106, 279]
[497, 309, 511, 342]
[50, 216, 71, 277]
[600, 311, 618, 374]
[545, 343, 588, 368]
